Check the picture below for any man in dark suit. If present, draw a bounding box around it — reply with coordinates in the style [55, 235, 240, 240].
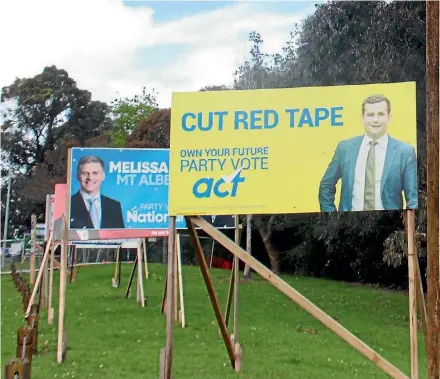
[70, 155, 125, 229]
[319, 94, 418, 212]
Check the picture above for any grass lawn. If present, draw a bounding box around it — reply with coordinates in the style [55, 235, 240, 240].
[1, 263, 425, 378]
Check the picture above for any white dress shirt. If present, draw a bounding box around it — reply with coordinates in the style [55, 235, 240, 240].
[351, 134, 388, 211]
[80, 190, 102, 228]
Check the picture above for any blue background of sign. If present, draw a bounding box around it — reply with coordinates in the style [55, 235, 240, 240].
[69, 148, 234, 230]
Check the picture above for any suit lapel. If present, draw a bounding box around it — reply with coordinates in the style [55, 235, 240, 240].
[381, 137, 397, 194]
[347, 136, 363, 202]
[100, 195, 106, 228]
[72, 192, 93, 228]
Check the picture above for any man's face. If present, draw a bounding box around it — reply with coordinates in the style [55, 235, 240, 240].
[362, 100, 390, 139]
[77, 162, 105, 195]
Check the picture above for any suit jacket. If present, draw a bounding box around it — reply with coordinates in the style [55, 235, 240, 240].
[318, 135, 418, 212]
[70, 191, 125, 229]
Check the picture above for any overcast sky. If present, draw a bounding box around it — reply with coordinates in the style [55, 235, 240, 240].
[1, 0, 320, 108]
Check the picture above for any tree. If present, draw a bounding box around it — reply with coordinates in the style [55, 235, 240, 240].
[228, 1, 427, 281]
[109, 87, 158, 147]
[288, 0, 427, 267]
[126, 108, 171, 149]
[233, 33, 285, 274]
[1, 65, 112, 170]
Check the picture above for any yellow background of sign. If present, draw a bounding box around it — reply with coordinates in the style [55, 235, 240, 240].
[168, 82, 417, 216]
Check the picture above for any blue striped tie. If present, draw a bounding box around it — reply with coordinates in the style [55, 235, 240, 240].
[88, 198, 99, 229]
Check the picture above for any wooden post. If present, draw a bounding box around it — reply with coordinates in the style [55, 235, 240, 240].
[57, 148, 71, 364]
[4, 357, 31, 379]
[209, 239, 215, 268]
[173, 231, 179, 322]
[176, 233, 185, 328]
[185, 216, 236, 369]
[136, 241, 145, 307]
[406, 210, 418, 379]
[161, 274, 167, 315]
[224, 260, 235, 327]
[40, 242, 48, 309]
[233, 216, 241, 371]
[163, 216, 176, 379]
[143, 238, 149, 279]
[112, 247, 121, 288]
[233, 217, 239, 338]
[72, 246, 78, 283]
[48, 242, 55, 324]
[16, 328, 33, 362]
[125, 255, 138, 298]
[159, 348, 166, 379]
[244, 214, 252, 279]
[426, 2, 440, 378]
[189, 216, 409, 379]
[30, 214, 37, 285]
[56, 242, 67, 364]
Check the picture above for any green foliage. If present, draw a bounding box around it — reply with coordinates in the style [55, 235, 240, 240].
[1, 65, 112, 167]
[233, 1, 426, 281]
[109, 87, 158, 147]
[126, 108, 171, 149]
[0, 65, 112, 232]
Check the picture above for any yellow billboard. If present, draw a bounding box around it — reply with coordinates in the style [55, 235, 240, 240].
[168, 82, 418, 216]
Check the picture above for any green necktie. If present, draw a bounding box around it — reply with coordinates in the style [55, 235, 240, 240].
[364, 140, 378, 210]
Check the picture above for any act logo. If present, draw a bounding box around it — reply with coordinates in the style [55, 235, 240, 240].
[192, 167, 245, 198]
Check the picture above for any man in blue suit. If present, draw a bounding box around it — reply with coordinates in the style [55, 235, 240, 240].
[318, 94, 418, 212]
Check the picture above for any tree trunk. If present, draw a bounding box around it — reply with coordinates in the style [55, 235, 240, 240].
[257, 223, 280, 275]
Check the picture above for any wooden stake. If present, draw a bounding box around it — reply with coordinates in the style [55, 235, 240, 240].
[161, 273, 167, 315]
[233, 216, 240, 348]
[406, 210, 419, 379]
[56, 241, 67, 363]
[234, 343, 242, 372]
[426, 2, 440, 377]
[48, 242, 55, 325]
[57, 148, 71, 364]
[30, 214, 37, 285]
[173, 231, 179, 322]
[112, 247, 121, 288]
[24, 233, 52, 317]
[125, 255, 138, 298]
[189, 216, 409, 379]
[136, 241, 145, 307]
[164, 216, 176, 379]
[209, 239, 215, 268]
[41, 242, 49, 309]
[185, 216, 236, 369]
[159, 348, 167, 379]
[143, 238, 149, 279]
[224, 260, 235, 328]
[176, 233, 185, 328]
[72, 246, 78, 283]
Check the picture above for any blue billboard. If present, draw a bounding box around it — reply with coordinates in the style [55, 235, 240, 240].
[68, 148, 234, 231]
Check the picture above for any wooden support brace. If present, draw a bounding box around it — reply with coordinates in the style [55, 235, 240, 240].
[406, 209, 418, 379]
[24, 234, 52, 318]
[189, 216, 409, 379]
[185, 216, 236, 369]
[125, 255, 138, 298]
